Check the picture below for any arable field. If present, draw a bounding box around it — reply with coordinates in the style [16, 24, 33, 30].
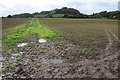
[40, 18, 118, 50]
[2, 18, 119, 78]
[2, 18, 31, 39]
[2, 18, 31, 30]
[40, 18, 118, 36]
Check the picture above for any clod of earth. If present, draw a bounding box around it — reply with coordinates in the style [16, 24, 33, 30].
[50, 59, 63, 64]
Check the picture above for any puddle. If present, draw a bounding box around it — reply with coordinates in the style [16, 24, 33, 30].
[0, 56, 2, 77]
[17, 43, 28, 47]
[0, 77, 2, 80]
[0, 42, 2, 47]
[0, 56, 4, 62]
[38, 39, 47, 43]
[41, 59, 49, 65]
[41, 59, 63, 65]
[12, 52, 24, 57]
[0, 54, 4, 62]
[50, 59, 63, 64]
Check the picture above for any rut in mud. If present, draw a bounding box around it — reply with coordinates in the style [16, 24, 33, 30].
[104, 26, 113, 51]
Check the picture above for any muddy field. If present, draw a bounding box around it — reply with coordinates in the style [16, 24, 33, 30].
[1, 18, 119, 79]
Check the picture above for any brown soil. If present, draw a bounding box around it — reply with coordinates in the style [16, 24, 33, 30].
[2, 25, 119, 78]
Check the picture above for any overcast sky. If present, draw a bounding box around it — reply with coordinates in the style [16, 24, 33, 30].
[0, 0, 119, 17]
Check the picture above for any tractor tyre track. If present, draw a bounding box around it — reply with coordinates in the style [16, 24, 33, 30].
[106, 26, 120, 42]
[104, 26, 113, 51]
[97, 24, 119, 78]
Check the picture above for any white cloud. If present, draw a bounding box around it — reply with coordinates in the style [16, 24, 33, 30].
[0, 0, 119, 16]
[68, 1, 118, 14]
[70, 0, 119, 2]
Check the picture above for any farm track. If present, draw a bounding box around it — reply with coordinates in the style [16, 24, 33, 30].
[104, 26, 113, 51]
[106, 25, 120, 42]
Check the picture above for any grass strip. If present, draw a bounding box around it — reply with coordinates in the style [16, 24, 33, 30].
[3, 18, 59, 48]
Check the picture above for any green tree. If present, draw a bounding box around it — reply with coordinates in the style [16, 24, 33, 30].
[7, 15, 12, 18]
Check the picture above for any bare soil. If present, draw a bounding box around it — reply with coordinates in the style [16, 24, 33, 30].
[2, 25, 119, 78]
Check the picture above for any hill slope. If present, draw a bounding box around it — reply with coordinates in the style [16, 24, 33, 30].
[6, 7, 120, 19]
